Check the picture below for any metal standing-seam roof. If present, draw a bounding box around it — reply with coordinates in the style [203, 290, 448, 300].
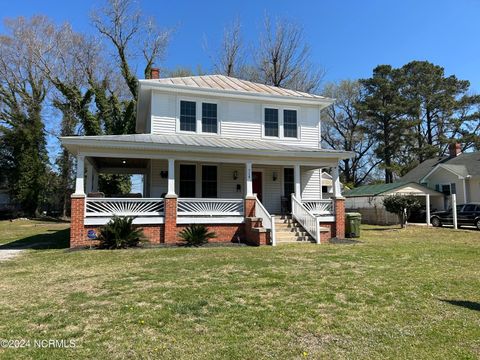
[344, 182, 414, 197]
[147, 74, 328, 100]
[61, 134, 351, 158]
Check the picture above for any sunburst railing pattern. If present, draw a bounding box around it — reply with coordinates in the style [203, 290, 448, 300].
[301, 199, 333, 215]
[177, 198, 244, 216]
[85, 198, 164, 217]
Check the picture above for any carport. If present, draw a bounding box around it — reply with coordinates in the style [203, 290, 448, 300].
[344, 182, 444, 226]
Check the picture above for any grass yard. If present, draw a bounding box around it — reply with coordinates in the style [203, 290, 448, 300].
[0, 220, 479, 359]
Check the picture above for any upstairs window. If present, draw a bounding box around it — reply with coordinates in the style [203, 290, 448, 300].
[283, 109, 297, 138]
[202, 103, 217, 133]
[202, 165, 217, 198]
[180, 101, 196, 132]
[264, 108, 279, 137]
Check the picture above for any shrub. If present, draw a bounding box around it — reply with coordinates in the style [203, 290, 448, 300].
[383, 194, 421, 228]
[98, 216, 145, 249]
[179, 224, 216, 247]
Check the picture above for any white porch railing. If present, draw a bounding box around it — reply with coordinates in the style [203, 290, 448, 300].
[254, 197, 276, 246]
[85, 198, 164, 217]
[177, 198, 244, 216]
[302, 199, 333, 215]
[292, 195, 320, 244]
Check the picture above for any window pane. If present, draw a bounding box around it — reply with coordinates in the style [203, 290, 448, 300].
[264, 108, 278, 137]
[284, 168, 294, 196]
[180, 101, 196, 132]
[284, 109, 297, 138]
[202, 103, 217, 133]
[202, 165, 217, 198]
[180, 164, 196, 197]
[463, 205, 475, 212]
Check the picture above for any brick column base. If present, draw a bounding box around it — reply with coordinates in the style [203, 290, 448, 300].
[164, 195, 177, 244]
[244, 196, 256, 217]
[70, 195, 86, 248]
[333, 197, 345, 239]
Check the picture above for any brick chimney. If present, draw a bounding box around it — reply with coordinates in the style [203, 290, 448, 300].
[448, 142, 461, 158]
[150, 68, 160, 79]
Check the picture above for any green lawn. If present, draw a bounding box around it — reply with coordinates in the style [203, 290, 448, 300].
[0, 220, 479, 359]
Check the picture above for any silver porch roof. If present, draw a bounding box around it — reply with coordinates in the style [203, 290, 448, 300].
[61, 133, 353, 160]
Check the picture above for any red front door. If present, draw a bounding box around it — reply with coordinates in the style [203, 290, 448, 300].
[252, 171, 263, 202]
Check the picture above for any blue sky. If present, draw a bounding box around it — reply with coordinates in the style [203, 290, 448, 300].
[1, 0, 479, 90]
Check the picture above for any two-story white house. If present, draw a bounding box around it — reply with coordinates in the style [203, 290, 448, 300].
[62, 74, 353, 247]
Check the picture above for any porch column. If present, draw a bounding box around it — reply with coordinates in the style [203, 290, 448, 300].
[167, 158, 176, 195]
[92, 168, 99, 192]
[426, 194, 431, 226]
[332, 165, 345, 239]
[332, 166, 341, 198]
[85, 161, 93, 194]
[74, 154, 85, 196]
[319, 168, 323, 199]
[294, 164, 301, 198]
[245, 161, 253, 196]
[71, 153, 86, 248]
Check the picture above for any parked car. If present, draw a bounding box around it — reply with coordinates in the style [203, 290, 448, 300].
[430, 203, 480, 230]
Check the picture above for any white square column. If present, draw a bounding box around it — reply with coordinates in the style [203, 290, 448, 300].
[245, 162, 253, 197]
[294, 164, 301, 199]
[332, 166, 342, 198]
[167, 158, 176, 195]
[74, 154, 85, 196]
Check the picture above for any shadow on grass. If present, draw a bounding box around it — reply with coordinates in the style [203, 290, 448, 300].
[0, 229, 69, 250]
[439, 299, 480, 312]
[362, 226, 401, 232]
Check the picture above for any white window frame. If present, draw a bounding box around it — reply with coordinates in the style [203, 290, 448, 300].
[261, 105, 300, 140]
[176, 97, 220, 135]
[282, 107, 300, 139]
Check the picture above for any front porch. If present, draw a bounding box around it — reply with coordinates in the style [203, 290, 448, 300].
[64, 134, 350, 247]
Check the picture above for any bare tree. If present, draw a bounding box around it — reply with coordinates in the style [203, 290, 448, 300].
[256, 16, 324, 92]
[0, 16, 50, 215]
[322, 80, 380, 186]
[213, 19, 244, 77]
[91, 0, 171, 97]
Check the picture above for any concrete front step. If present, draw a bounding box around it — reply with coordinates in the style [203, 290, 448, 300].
[276, 238, 315, 244]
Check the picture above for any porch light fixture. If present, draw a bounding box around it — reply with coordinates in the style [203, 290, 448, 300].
[233, 170, 238, 180]
[122, 160, 127, 164]
[272, 171, 278, 181]
[160, 171, 168, 179]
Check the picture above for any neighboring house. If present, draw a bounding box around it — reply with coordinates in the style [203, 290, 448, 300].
[400, 144, 480, 210]
[62, 73, 353, 247]
[344, 182, 443, 225]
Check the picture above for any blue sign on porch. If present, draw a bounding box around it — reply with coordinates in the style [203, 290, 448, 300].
[87, 229, 98, 240]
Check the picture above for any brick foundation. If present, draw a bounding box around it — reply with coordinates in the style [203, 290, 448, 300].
[175, 223, 245, 244]
[333, 197, 346, 239]
[320, 222, 333, 243]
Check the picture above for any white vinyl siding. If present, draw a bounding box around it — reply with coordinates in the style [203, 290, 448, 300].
[150, 159, 168, 197]
[151, 92, 177, 134]
[302, 168, 322, 199]
[149, 91, 321, 148]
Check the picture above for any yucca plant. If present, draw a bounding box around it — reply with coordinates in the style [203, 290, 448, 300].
[98, 216, 146, 249]
[179, 224, 216, 247]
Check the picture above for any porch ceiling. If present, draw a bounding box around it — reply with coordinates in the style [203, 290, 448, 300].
[93, 157, 149, 170]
